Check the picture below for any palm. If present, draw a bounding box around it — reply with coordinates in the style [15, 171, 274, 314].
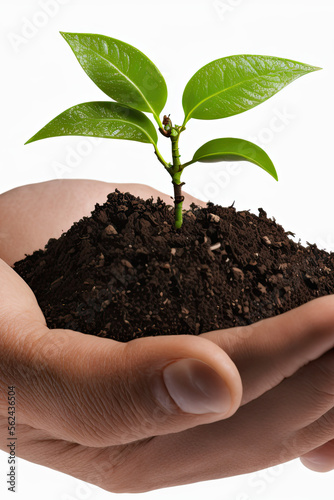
[0, 180, 333, 492]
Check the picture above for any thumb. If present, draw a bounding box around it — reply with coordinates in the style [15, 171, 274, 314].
[1, 326, 242, 447]
[0, 259, 242, 447]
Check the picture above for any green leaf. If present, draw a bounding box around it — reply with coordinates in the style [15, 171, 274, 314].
[187, 137, 278, 180]
[60, 32, 167, 123]
[25, 101, 158, 145]
[182, 55, 321, 123]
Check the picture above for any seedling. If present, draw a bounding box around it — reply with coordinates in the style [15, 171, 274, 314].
[26, 32, 321, 228]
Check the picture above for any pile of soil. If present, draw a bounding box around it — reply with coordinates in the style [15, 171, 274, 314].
[13, 190, 334, 342]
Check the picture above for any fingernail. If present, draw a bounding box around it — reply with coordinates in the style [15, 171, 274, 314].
[162, 358, 232, 414]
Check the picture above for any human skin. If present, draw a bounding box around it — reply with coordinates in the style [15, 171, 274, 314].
[0, 179, 333, 493]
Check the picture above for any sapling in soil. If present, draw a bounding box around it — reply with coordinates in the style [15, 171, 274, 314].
[26, 32, 321, 228]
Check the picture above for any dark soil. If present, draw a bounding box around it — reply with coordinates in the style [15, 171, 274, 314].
[13, 190, 334, 342]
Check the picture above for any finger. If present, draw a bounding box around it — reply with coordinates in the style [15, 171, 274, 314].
[0, 328, 242, 447]
[0, 259, 242, 446]
[201, 295, 334, 405]
[0, 180, 205, 266]
[104, 348, 334, 492]
[300, 440, 334, 472]
[7, 347, 334, 493]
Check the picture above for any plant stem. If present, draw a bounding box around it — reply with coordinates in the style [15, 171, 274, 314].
[170, 132, 184, 229]
[180, 159, 195, 169]
[154, 144, 170, 169]
[171, 134, 181, 170]
[172, 174, 185, 229]
[153, 113, 164, 130]
[158, 116, 186, 229]
[181, 115, 188, 130]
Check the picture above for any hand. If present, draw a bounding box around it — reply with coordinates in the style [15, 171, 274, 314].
[0, 180, 334, 493]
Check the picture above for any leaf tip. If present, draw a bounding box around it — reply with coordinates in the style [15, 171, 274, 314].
[25, 132, 41, 145]
[272, 169, 278, 181]
[59, 31, 71, 40]
[306, 65, 322, 74]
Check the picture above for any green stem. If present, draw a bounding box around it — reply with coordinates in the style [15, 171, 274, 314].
[181, 115, 188, 130]
[153, 113, 164, 130]
[154, 144, 170, 169]
[170, 132, 184, 229]
[157, 118, 186, 229]
[172, 174, 184, 229]
[171, 135, 181, 170]
[180, 159, 195, 169]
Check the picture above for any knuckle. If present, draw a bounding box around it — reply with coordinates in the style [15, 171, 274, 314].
[306, 296, 334, 330]
[99, 373, 153, 442]
[301, 408, 334, 450]
[84, 440, 155, 494]
[62, 349, 153, 446]
[314, 410, 334, 439]
[307, 351, 334, 403]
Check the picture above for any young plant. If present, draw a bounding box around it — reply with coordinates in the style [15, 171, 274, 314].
[26, 32, 321, 228]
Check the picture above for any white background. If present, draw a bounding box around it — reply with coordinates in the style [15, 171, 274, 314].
[1, 0, 334, 498]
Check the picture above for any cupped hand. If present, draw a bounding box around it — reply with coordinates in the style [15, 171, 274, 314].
[0, 179, 334, 493]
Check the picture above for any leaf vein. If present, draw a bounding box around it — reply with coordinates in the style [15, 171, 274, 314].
[186, 68, 306, 121]
[77, 39, 155, 117]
